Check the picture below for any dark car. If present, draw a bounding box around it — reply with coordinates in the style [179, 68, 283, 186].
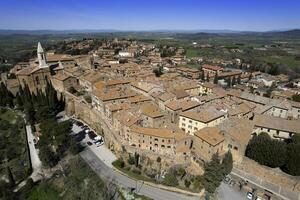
[87, 141, 93, 146]
[82, 125, 89, 129]
[88, 131, 97, 139]
[73, 131, 86, 142]
[75, 121, 84, 126]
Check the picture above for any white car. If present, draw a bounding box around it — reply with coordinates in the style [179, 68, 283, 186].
[95, 140, 104, 147]
[93, 136, 103, 143]
[247, 192, 253, 200]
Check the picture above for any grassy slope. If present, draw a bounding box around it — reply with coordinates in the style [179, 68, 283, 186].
[27, 156, 107, 200]
[0, 109, 30, 183]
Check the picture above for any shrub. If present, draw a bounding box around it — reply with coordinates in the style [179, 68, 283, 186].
[112, 159, 125, 169]
[124, 166, 131, 171]
[131, 168, 141, 175]
[184, 179, 191, 188]
[127, 156, 135, 165]
[156, 157, 161, 163]
[163, 172, 178, 187]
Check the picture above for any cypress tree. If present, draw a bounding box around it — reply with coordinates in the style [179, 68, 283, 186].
[206, 73, 210, 82]
[201, 72, 205, 82]
[237, 75, 241, 84]
[222, 151, 233, 175]
[227, 77, 232, 87]
[7, 167, 15, 188]
[213, 73, 219, 84]
[232, 76, 236, 86]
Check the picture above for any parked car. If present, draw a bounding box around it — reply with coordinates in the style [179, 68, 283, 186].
[223, 176, 231, 184]
[87, 141, 93, 146]
[75, 121, 84, 126]
[93, 136, 103, 144]
[82, 125, 88, 129]
[247, 192, 254, 200]
[95, 140, 104, 147]
[88, 131, 97, 139]
[229, 179, 236, 187]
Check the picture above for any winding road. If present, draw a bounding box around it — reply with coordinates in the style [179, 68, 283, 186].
[80, 148, 200, 200]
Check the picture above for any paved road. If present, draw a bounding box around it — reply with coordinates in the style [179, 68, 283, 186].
[217, 182, 245, 200]
[25, 125, 42, 181]
[80, 148, 199, 200]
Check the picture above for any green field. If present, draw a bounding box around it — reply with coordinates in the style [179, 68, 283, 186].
[259, 55, 300, 68]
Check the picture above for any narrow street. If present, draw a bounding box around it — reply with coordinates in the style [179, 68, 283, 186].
[25, 125, 43, 181]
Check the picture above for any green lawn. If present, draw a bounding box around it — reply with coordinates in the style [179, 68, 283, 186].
[186, 48, 201, 58]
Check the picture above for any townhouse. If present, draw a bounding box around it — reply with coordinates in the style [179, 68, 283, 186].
[179, 107, 227, 135]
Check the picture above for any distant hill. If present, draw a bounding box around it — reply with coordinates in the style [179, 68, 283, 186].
[0, 29, 299, 39]
[262, 29, 300, 38]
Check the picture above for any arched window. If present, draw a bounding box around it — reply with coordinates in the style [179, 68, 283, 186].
[35, 76, 40, 85]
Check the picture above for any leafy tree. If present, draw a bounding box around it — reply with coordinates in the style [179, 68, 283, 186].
[283, 143, 300, 176]
[202, 153, 224, 193]
[292, 94, 300, 102]
[39, 145, 58, 167]
[153, 66, 163, 77]
[69, 138, 83, 155]
[246, 133, 287, 168]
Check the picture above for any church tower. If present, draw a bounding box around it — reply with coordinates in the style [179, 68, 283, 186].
[37, 42, 48, 68]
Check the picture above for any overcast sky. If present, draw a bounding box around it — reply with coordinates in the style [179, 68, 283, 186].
[0, 0, 299, 31]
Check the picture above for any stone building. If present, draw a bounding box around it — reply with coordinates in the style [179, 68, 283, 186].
[179, 107, 227, 135]
[253, 114, 300, 140]
[192, 127, 225, 162]
[16, 42, 51, 93]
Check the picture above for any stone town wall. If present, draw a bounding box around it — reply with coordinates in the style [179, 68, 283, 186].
[64, 93, 186, 169]
[234, 157, 300, 200]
